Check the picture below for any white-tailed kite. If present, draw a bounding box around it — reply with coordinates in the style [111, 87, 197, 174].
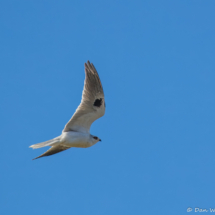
[30, 61, 105, 160]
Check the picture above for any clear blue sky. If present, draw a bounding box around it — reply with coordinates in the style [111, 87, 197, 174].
[0, 1, 215, 214]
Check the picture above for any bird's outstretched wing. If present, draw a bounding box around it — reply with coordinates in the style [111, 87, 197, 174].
[63, 61, 105, 133]
[32, 145, 70, 160]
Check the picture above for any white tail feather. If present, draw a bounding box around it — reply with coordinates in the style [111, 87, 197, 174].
[29, 136, 61, 149]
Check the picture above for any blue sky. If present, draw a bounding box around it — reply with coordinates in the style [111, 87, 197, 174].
[0, 1, 215, 214]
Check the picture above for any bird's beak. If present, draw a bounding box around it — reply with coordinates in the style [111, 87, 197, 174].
[99, 139, 102, 142]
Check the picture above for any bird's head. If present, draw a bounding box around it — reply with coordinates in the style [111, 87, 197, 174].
[91, 135, 102, 144]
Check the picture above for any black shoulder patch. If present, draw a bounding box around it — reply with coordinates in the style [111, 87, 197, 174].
[94, 98, 103, 107]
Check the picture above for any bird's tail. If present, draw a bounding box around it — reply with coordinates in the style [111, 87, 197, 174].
[29, 136, 61, 149]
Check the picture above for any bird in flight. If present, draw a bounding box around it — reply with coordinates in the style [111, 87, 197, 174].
[30, 61, 105, 160]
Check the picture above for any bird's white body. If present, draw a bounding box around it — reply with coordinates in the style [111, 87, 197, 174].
[60, 131, 98, 148]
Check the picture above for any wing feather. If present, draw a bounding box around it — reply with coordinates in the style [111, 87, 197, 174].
[63, 61, 105, 133]
[32, 145, 70, 160]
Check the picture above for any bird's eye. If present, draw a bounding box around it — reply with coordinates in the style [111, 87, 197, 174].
[93, 136, 98, 140]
